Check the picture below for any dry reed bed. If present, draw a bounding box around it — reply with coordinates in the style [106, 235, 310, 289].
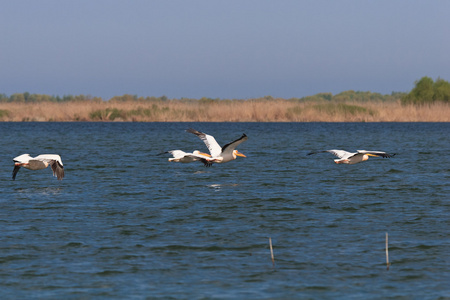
[0, 100, 448, 122]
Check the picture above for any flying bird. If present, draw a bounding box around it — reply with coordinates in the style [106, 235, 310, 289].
[307, 149, 395, 164]
[163, 150, 212, 164]
[13, 154, 65, 180]
[186, 128, 248, 166]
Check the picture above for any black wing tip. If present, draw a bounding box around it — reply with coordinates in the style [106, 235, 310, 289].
[12, 166, 20, 180]
[50, 160, 65, 180]
[239, 133, 248, 141]
[186, 128, 203, 135]
[56, 168, 65, 180]
[372, 152, 397, 158]
[307, 151, 322, 155]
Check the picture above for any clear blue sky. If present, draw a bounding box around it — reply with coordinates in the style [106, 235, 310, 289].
[1, 1, 449, 100]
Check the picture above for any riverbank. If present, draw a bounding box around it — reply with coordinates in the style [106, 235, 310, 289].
[0, 99, 448, 122]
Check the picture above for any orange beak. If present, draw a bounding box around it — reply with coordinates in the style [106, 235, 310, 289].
[235, 151, 246, 158]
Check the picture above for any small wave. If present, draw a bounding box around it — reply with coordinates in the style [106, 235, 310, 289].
[150, 243, 265, 252]
[340, 206, 358, 212]
[96, 270, 124, 276]
[386, 168, 403, 173]
[414, 244, 439, 250]
[318, 206, 332, 210]
[194, 170, 210, 174]
[418, 151, 432, 155]
[60, 242, 87, 248]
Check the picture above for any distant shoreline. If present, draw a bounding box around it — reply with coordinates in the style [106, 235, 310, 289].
[0, 100, 449, 122]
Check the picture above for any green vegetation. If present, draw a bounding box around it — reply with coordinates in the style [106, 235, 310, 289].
[0, 93, 103, 103]
[401, 77, 450, 104]
[286, 106, 303, 116]
[0, 93, 168, 103]
[89, 108, 129, 121]
[311, 103, 376, 116]
[109, 94, 168, 102]
[1, 77, 449, 105]
[294, 90, 405, 103]
[0, 109, 10, 119]
[90, 105, 171, 121]
[128, 105, 170, 117]
[0, 89, 406, 104]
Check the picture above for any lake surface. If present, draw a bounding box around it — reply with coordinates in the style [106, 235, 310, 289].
[0, 122, 449, 299]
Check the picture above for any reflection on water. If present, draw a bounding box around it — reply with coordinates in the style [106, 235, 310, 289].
[14, 187, 63, 195]
[207, 183, 240, 190]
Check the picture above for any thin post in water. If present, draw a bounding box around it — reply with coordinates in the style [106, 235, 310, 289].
[269, 237, 275, 268]
[385, 232, 390, 271]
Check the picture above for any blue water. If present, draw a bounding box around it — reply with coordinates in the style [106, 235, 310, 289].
[0, 122, 449, 299]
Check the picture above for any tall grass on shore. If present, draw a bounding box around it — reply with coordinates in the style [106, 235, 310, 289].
[0, 99, 449, 122]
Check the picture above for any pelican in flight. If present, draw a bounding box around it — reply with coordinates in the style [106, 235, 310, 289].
[186, 128, 248, 166]
[13, 154, 65, 180]
[164, 150, 212, 164]
[308, 150, 395, 164]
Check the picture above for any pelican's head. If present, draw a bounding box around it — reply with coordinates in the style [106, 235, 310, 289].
[233, 150, 246, 158]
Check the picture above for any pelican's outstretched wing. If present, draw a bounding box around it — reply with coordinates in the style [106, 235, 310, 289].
[36, 154, 65, 180]
[185, 153, 214, 167]
[186, 128, 222, 157]
[221, 134, 248, 155]
[308, 150, 353, 159]
[166, 150, 189, 159]
[356, 150, 396, 158]
[34, 154, 63, 163]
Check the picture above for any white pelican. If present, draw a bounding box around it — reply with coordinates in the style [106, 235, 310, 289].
[164, 150, 212, 164]
[186, 128, 248, 166]
[308, 149, 395, 164]
[13, 154, 64, 180]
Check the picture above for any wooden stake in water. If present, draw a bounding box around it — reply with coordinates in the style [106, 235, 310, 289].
[269, 237, 275, 267]
[385, 232, 390, 271]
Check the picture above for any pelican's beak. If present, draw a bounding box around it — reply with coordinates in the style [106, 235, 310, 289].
[235, 151, 246, 158]
[366, 154, 379, 157]
[199, 152, 212, 157]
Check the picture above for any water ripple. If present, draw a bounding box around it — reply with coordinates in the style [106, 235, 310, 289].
[0, 122, 449, 299]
